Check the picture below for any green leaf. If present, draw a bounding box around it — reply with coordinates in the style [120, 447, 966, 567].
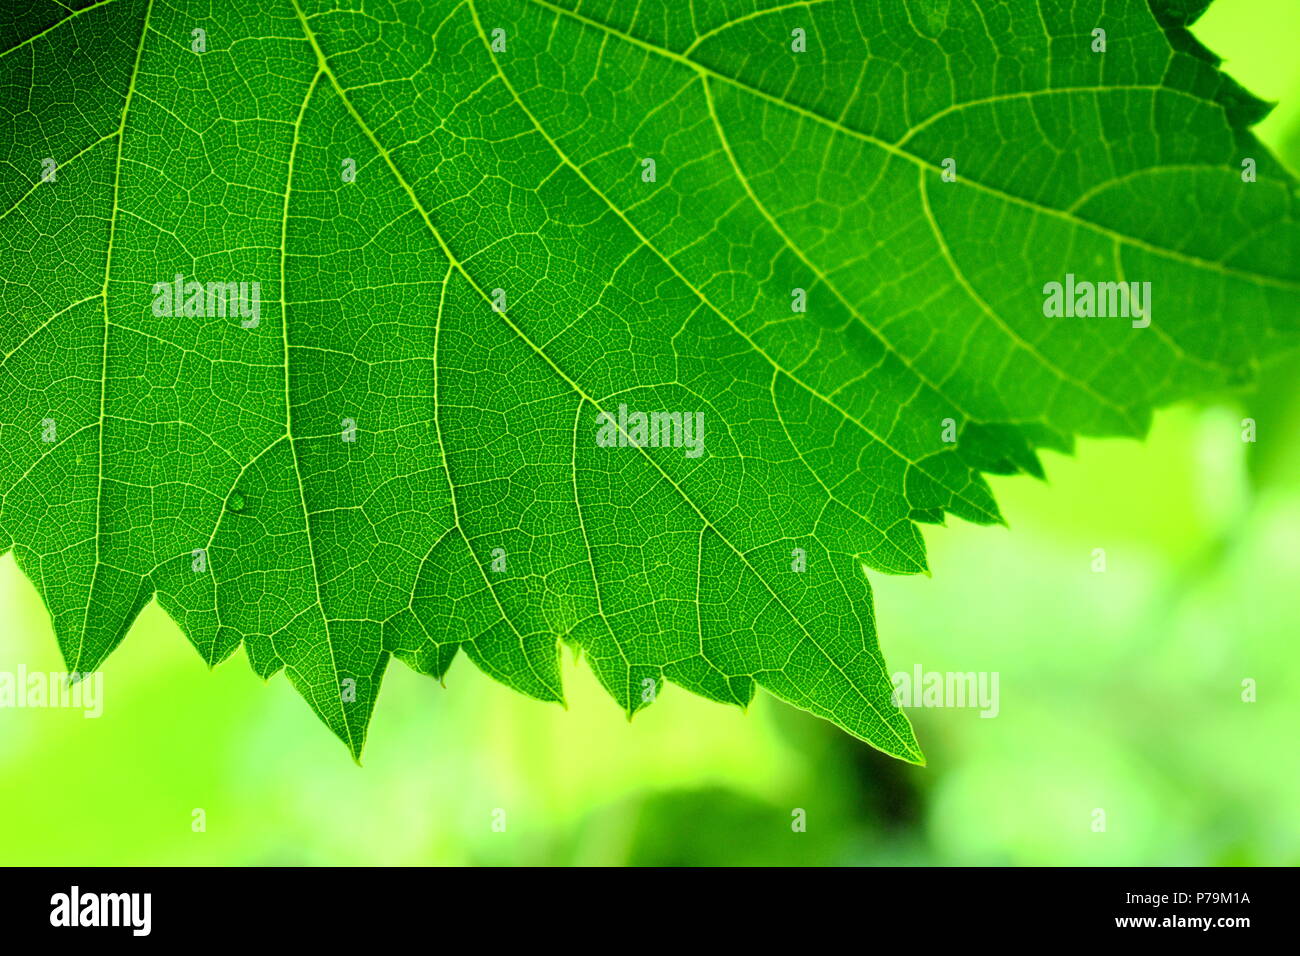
[1, 0, 1296, 763]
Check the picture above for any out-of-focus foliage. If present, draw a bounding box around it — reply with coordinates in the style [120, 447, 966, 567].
[0, 0, 1295, 865]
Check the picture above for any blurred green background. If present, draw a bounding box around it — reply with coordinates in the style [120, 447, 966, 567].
[1, 0, 1297, 866]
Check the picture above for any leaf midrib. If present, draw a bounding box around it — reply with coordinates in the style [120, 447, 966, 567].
[75, 0, 153, 673]
[459, 0, 992, 530]
[288, 0, 921, 760]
